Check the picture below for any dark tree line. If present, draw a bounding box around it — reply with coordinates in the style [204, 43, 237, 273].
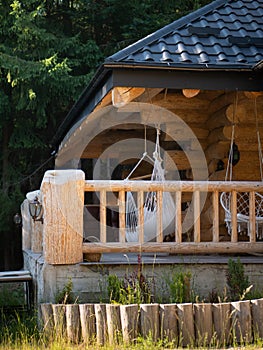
[0, 0, 211, 270]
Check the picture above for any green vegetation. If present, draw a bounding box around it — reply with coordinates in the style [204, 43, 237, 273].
[226, 257, 252, 301]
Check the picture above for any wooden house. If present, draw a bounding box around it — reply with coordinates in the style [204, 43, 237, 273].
[22, 0, 263, 305]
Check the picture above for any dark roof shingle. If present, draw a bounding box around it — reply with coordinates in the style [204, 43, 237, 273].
[106, 0, 263, 69]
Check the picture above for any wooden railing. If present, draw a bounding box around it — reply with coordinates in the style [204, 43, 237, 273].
[83, 180, 263, 255]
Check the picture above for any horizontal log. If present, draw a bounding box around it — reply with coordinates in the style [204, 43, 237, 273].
[226, 100, 263, 124]
[84, 180, 263, 193]
[82, 242, 263, 254]
[168, 109, 209, 124]
[152, 92, 209, 110]
[208, 91, 246, 115]
[182, 89, 200, 98]
[166, 124, 209, 141]
[208, 125, 263, 144]
[207, 106, 232, 130]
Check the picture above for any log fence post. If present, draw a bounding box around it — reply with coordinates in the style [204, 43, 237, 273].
[41, 170, 85, 265]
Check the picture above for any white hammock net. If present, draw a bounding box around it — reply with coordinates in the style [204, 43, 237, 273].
[220, 191, 263, 239]
[125, 135, 175, 242]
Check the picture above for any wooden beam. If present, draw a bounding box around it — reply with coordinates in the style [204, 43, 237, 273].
[85, 180, 263, 193]
[182, 89, 200, 98]
[112, 87, 145, 107]
[82, 242, 263, 254]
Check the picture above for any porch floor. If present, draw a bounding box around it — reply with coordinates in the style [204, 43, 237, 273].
[80, 253, 263, 266]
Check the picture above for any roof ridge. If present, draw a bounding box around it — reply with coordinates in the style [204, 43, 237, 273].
[106, 0, 230, 63]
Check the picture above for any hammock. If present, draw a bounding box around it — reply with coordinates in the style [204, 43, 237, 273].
[125, 129, 175, 242]
[220, 95, 263, 239]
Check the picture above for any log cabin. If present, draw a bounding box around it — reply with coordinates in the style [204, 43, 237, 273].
[21, 0, 263, 304]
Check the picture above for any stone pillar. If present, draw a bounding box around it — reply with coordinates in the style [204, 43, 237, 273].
[41, 170, 85, 265]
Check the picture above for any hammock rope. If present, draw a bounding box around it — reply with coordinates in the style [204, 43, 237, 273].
[125, 127, 175, 242]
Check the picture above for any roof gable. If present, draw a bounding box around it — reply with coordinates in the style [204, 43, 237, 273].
[106, 0, 263, 69]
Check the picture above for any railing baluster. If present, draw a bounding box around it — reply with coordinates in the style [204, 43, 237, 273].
[156, 191, 163, 243]
[249, 191, 256, 243]
[231, 190, 237, 242]
[175, 191, 182, 243]
[119, 190, 126, 243]
[212, 191, 219, 242]
[194, 191, 200, 242]
[138, 191, 144, 244]
[100, 190, 107, 243]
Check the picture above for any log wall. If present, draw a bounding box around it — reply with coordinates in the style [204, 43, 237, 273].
[40, 299, 263, 347]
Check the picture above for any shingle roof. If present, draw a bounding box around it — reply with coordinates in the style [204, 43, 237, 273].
[106, 0, 263, 69]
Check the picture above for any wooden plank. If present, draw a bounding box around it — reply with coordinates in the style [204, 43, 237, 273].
[212, 191, 219, 242]
[194, 191, 200, 243]
[52, 304, 66, 337]
[82, 241, 263, 254]
[175, 191, 182, 243]
[138, 191, 144, 244]
[94, 303, 107, 345]
[160, 304, 178, 343]
[177, 303, 194, 347]
[106, 304, 121, 345]
[140, 304, 160, 342]
[119, 190, 126, 243]
[212, 302, 231, 346]
[79, 304, 96, 344]
[231, 300, 252, 344]
[231, 191, 238, 243]
[249, 191, 256, 243]
[194, 303, 213, 347]
[120, 304, 139, 344]
[100, 190, 107, 243]
[40, 303, 54, 337]
[66, 304, 81, 343]
[251, 298, 263, 339]
[156, 191, 163, 243]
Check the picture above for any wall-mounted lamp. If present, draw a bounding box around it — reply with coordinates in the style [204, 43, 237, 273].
[13, 213, 22, 226]
[29, 196, 43, 224]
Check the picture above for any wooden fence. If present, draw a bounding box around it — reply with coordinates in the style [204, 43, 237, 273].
[40, 299, 263, 346]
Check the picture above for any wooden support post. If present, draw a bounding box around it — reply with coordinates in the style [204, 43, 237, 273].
[160, 304, 178, 343]
[175, 192, 182, 243]
[212, 191, 219, 242]
[251, 298, 263, 339]
[106, 304, 122, 345]
[119, 190, 126, 243]
[194, 303, 213, 347]
[212, 302, 231, 346]
[156, 191, 163, 243]
[194, 191, 201, 242]
[138, 191, 144, 244]
[140, 304, 160, 342]
[66, 304, 81, 343]
[231, 191, 238, 242]
[94, 303, 107, 345]
[79, 304, 96, 344]
[231, 300, 252, 344]
[41, 170, 85, 264]
[249, 191, 256, 242]
[120, 304, 139, 344]
[100, 190, 107, 243]
[177, 303, 195, 347]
